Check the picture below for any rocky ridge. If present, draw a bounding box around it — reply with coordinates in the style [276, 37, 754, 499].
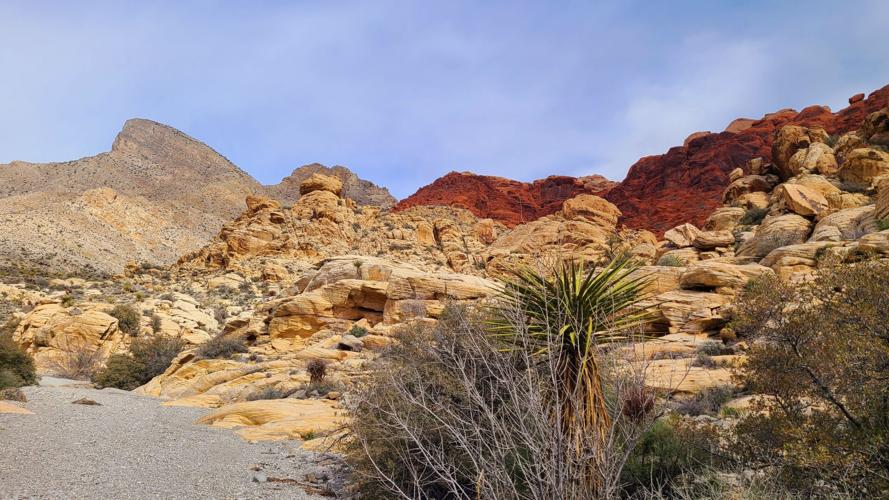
[394, 171, 616, 227]
[0, 121, 395, 275]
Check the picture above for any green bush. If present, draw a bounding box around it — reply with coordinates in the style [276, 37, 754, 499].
[621, 416, 718, 496]
[739, 207, 769, 226]
[195, 334, 248, 359]
[347, 325, 368, 338]
[657, 254, 686, 267]
[726, 262, 889, 495]
[109, 304, 141, 336]
[0, 330, 37, 388]
[93, 335, 184, 390]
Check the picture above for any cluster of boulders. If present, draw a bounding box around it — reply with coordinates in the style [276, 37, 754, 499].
[635, 106, 889, 346]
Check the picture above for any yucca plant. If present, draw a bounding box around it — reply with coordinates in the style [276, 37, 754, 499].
[491, 256, 653, 491]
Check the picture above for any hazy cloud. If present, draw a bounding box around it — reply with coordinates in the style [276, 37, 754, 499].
[0, 1, 887, 198]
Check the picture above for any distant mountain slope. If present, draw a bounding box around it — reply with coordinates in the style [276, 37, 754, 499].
[266, 163, 395, 207]
[393, 172, 616, 227]
[605, 84, 889, 234]
[0, 119, 263, 274]
[0, 120, 401, 275]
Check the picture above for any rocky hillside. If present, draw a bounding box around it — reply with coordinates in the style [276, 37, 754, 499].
[393, 172, 616, 227]
[0, 121, 392, 276]
[266, 163, 396, 208]
[605, 84, 889, 235]
[0, 119, 262, 275]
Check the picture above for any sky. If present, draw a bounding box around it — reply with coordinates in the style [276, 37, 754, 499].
[1, 1, 888, 199]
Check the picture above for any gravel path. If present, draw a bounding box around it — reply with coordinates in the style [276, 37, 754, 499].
[0, 378, 345, 499]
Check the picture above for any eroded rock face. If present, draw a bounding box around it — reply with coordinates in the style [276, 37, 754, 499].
[736, 214, 814, 259]
[481, 194, 627, 274]
[602, 85, 889, 235]
[394, 171, 616, 227]
[839, 148, 889, 187]
[772, 125, 830, 180]
[178, 179, 503, 276]
[266, 163, 396, 208]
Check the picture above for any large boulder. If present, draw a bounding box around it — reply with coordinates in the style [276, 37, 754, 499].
[838, 148, 889, 187]
[703, 207, 746, 231]
[810, 206, 876, 242]
[663, 223, 701, 248]
[860, 107, 889, 147]
[760, 241, 842, 279]
[722, 175, 775, 205]
[691, 230, 735, 250]
[12, 304, 124, 371]
[772, 125, 829, 180]
[787, 142, 838, 176]
[299, 173, 343, 196]
[773, 183, 829, 217]
[736, 214, 813, 258]
[560, 194, 621, 228]
[679, 261, 774, 291]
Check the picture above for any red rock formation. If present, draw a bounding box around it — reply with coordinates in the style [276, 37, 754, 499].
[396, 84, 889, 234]
[394, 172, 615, 227]
[605, 84, 889, 235]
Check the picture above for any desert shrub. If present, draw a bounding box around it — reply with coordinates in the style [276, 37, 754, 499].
[246, 385, 296, 401]
[757, 231, 802, 256]
[672, 385, 736, 417]
[695, 340, 733, 356]
[346, 301, 660, 499]
[723, 262, 889, 496]
[150, 314, 162, 334]
[347, 325, 368, 338]
[0, 386, 26, 401]
[195, 334, 248, 359]
[657, 254, 685, 267]
[306, 358, 327, 384]
[47, 345, 102, 381]
[213, 306, 228, 324]
[93, 335, 184, 390]
[621, 416, 718, 495]
[109, 304, 141, 336]
[739, 207, 769, 226]
[877, 217, 889, 231]
[0, 330, 37, 388]
[690, 352, 716, 368]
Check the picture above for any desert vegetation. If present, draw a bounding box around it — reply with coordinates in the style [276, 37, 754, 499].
[344, 257, 889, 498]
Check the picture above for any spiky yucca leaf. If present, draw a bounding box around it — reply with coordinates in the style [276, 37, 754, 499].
[490, 256, 654, 353]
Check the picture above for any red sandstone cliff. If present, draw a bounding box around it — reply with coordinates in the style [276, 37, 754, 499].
[396, 84, 889, 234]
[394, 172, 615, 227]
[605, 84, 889, 234]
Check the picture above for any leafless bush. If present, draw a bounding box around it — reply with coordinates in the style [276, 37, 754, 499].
[47, 344, 102, 381]
[345, 304, 665, 499]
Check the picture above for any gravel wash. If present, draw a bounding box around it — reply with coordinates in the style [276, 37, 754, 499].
[0, 378, 344, 499]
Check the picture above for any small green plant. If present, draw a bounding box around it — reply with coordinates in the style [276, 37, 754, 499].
[302, 430, 317, 440]
[60, 294, 76, 307]
[657, 254, 685, 267]
[695, 340, 733, 356]
[246, 385, 296, 401]
[307, 358, 327, 384]
[739, 207, 768, 226]
[93, 335, 185, 390]
[0, 330, 37, 388]
[877, 218, 889, 231]
[109, 304, 141, 336]
[150, 314, 162, 334]
[348, 325, 368, 338]
[195, 334, 248, 359]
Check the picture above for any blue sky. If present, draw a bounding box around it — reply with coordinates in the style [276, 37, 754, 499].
[1, 1, 888, 199]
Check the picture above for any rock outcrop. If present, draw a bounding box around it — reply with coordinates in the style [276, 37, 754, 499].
[603, 84, 889, 235]
[394, 171, 616, 227]
[266, 163, 396, 208]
